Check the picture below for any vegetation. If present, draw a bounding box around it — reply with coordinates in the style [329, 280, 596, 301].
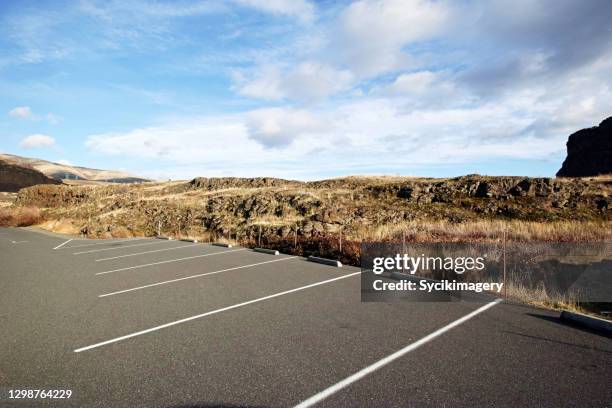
[4, 175, 610, 316]
[0, 206, 42, 227]
[12, 175, 611, 241]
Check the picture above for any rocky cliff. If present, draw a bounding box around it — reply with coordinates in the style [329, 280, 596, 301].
[557, 117, 612, 177]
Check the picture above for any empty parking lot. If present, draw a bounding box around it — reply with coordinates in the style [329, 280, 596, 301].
[0, 227, 610, 407]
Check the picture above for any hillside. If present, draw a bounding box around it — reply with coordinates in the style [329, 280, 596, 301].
[0, 153, 149, 184]
[0, 159, 62, 192]
[12, 175, 611, 256]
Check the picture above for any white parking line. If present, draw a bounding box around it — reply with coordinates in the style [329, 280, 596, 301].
[293, 298, 503, 408]
[96, 243, 200, 261]
[95, 248, 249, 275]
[74, 271, 361, 353]
[11, 240, 28, 244]
[58, 238, 149, 250]
[53, 239, 73, 250]
[74, 240, 168, 255]
[99, 256, 298, 297]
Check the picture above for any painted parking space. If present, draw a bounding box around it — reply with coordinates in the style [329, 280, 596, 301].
[1, 227, 610, 408]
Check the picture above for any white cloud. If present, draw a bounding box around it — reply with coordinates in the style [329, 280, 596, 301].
[9, 106, 33, 118]
[7, 0, 609, 178]
[387, 71, 438, 94]
[245, 107, 326, 147]
[84, 80, 600, 179]
[332, 0, 449, 76]
[86, 109, 326, 161]
[233, 65, 285, 100]
[86, 117, 254, 161]
[233, 0, 315, 21]
[235, 62, 354, 102]
[57, 159, 72, 165]
[367, 71, 473, 111]
[19, 134, 56, 149]
[231, 0, 451, 103]
[84, 116, 330, 179]
[280, 63, 354, 101]
[8, 106, 59, 124]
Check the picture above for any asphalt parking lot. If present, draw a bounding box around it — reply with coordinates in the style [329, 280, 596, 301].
[0, 227, 610, 407]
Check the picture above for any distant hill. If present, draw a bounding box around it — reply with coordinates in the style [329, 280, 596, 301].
[0, 159, 62, 192]
[0, 153, 150, 184]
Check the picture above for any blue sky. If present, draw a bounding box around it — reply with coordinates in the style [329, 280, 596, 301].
[1, 0, 610, 180]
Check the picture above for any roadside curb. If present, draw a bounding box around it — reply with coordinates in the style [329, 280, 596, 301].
[388, 271, 435, 283]
[212, 242, 233, 248]
[180, 238, 198, 243]
[156, 236, 173, 240]
[308, 256, 342, 268]
[254, 248, 279, 255]
[560, 311, 612, 334]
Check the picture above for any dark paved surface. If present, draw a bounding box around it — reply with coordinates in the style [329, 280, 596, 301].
[0, 227, 610, 407]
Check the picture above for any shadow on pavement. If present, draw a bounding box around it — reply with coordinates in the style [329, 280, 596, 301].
[526, 312, 612, 339]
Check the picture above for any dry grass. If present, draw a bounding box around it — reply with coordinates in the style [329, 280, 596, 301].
[503, 280, 575, 309]
[248, 215, 303, 227]
[351, 219, 612, 243]
[38, 219, 80, 235]
[578, 174, 612, 182]
[0, 192, 16, 208]
[0, 206, 42, 227]
[0, 208, 11, 226]
[109, 226, 132, 238]
[503, 280, 610, 319]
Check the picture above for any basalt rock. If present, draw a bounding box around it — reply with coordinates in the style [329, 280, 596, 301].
[14, 173, 610, 241]
[557, 117, 612, 177]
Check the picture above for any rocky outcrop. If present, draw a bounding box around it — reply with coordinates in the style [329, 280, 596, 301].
[15, 174, 610, 242]
[189, 177, 302, 190]
[557, 117, 612, 177]
[0, 160, 62, 192]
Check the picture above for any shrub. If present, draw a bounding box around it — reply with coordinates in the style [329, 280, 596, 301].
[0, 206, 43, 227]
[110, 226, 131, 238]
[0, 208, 13, 226]
[13, 207, 42, 226]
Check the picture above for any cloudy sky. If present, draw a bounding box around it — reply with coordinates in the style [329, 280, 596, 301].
[1, 0, 610, 180]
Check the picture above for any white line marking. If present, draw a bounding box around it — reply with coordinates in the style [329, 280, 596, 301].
[293, 298, 503, 408]
[99, 256, 298, 297]
[96, 243, 199, 261]
[11, 240, 28, 244]
[95, 248, 248, 275]
[74, 271, 361, 353]
[58, 238, 148, 250]
[53, 239, 73, 250]
[74, 240, 168, 255]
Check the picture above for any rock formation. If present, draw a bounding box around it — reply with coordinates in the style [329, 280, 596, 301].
[557, 117, 612, 177]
